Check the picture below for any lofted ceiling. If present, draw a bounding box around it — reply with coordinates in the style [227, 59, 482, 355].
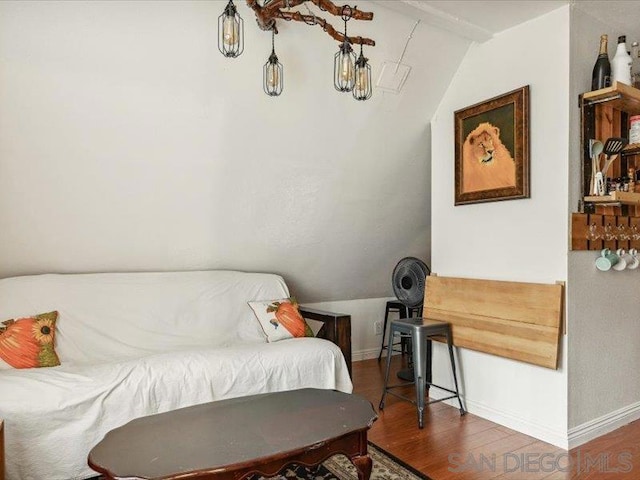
[371, 0, 568, 42]
[573, 0, 640, 41]
[372, 1, 640, 44]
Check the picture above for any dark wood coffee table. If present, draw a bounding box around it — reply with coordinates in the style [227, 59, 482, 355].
[88, 389, 377, 480]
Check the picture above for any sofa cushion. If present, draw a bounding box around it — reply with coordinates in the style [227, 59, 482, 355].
[0, 311, 60, 369]
[249, 298, 313, 342]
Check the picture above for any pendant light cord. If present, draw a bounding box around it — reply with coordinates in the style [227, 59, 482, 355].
[395, 20, 419, 73]
[303, 2, 317, 25]
[341, 5, 352, 42]
[271, 29, 275, 54]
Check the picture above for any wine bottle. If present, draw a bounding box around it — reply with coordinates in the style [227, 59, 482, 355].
[612, 35, 632, 85]
[632, 41, 640, 89]
[592, 34, 611, 90]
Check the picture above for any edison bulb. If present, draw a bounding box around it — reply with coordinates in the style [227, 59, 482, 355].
[266, 63, 279, 89]
[355, 67, 368, 91]
[340, 53, 354, 82]
[223, 16, 238, 47]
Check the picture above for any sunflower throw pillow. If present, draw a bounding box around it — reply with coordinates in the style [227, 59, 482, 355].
[248, 298, 314, 342]
[0, 311, 61, 369]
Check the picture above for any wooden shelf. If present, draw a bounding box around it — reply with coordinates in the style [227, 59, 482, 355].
[584, 196, 620, 205]
[579, 82, 640, 217]
[584, 191, 640, 205]
[582, 82, 640, 114]
[623, 143, 640, 156]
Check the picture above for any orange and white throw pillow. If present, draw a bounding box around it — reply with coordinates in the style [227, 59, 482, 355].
[0, 311, 61, 369]
[248, 298, 313, 342]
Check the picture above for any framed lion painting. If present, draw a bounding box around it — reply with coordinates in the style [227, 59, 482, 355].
[454, 86, 530, 205]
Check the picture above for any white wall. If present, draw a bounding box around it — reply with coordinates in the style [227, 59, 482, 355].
[566, 4, 640, 447]
[304, 297, 396, 361]
[0, 0, 470, 303]
[431, 7, 570, 448]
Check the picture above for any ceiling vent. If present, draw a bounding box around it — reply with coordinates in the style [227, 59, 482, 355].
[376, 62, 412, 94]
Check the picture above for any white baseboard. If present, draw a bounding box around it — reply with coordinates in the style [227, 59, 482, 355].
[568, 401, 640, 449]
[352, 347, 402, 362]
[352, 347, 382, 362]
[428, 389, 569, 449]
[351, 353, 569, 448]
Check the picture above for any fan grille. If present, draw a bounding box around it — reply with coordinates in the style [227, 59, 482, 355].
[392, 257, 430, 308]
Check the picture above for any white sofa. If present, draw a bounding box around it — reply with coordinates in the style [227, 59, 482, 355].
[0, 270, 353, 480]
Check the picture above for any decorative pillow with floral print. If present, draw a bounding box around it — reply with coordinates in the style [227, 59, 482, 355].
[248, 298, 314, 342]
[0, 311, 61, 369]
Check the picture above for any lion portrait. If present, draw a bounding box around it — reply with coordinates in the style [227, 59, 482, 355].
[462, 122, 516, 193]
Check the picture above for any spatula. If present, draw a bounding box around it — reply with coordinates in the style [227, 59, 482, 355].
[599, 137, 629, 195]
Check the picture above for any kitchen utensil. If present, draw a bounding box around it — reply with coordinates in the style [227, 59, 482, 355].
[589, 139, 604, 195]
[599, 137, 629, 195]
[589, 139, 603, 195]
[595, 171, 605, 196]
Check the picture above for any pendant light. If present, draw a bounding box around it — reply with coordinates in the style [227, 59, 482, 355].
[217, 1, 377, 96]
[353, 43, 372, 101]
[218, 0, 244, 58]
[264, 30, 283, 96]
[334, 6, 356, 93]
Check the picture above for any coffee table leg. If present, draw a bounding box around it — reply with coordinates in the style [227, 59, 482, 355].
[351, 454, 372, 480]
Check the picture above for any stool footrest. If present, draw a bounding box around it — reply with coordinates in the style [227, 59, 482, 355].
[381, 389, 460, 409]
[382, 382, 460, 397]
[384, 390, 418, 406]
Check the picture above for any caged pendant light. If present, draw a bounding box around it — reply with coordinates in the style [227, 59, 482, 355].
[334, 6, 357, 93]
[353, 43, 372, 100]
[263, 30, 284, 96]
[218, 0, 244, 58]
[219, 0, 376, 100]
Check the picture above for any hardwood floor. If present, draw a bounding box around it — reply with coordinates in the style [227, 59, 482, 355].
[352, 357, 640, 479]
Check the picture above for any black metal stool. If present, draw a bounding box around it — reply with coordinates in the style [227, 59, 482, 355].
[379, 317, 465, 428]
[377, 300, 422, 361]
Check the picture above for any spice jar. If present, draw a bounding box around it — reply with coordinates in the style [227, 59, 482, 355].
[630, 115, 640, 145]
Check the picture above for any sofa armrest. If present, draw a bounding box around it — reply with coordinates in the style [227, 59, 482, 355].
[299, 307, 352, 378]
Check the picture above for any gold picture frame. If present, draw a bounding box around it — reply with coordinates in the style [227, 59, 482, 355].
[454, 86, 530, 205]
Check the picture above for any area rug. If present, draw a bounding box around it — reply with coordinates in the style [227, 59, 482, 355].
[92, 442, 431, 480]
[247, 442, 431, 480]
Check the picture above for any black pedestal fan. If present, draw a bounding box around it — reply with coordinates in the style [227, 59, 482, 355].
[391, 257, 430, 381]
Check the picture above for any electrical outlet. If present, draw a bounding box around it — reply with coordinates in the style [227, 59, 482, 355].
[374, 321, 383, 336]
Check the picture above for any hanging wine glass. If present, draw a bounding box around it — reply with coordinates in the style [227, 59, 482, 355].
[616, 224, 630, 241]
[604, 223, 616, 241]
[586, 222, 603, 241]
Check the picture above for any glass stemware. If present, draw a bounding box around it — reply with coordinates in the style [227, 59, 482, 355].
[616, 224, 630, 241]
[586, 222, 603, 241]
[604, 223, 616, 242]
